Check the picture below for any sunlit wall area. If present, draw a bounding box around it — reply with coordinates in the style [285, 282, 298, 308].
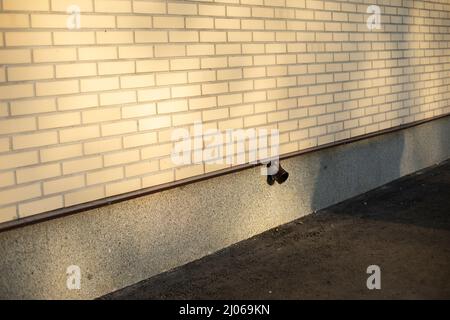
[0, 0, 449, 224]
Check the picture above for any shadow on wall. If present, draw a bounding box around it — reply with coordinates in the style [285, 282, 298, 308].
[310, 131, 406, 214]
[309, 4, 450, 215]
[310, 116, 450, 231]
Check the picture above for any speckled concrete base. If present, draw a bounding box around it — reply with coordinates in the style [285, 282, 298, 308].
[0, 117, 449, 299]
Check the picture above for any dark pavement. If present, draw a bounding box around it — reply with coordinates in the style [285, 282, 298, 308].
[102, 159, 450, 299]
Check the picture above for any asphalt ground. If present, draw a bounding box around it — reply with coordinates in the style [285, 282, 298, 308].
[102, 159, 450, 299]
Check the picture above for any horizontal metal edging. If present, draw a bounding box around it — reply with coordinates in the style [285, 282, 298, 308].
[0, 112, 449, 233]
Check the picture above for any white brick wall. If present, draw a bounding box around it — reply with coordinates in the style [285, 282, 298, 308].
[0, 0, 449, 223]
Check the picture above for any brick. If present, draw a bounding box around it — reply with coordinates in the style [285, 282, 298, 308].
[123, 132, 157, 148]
[98, 61, 135, 76]
[155, 45, 186, 58]
[133, 1, 166, 14]
[157, 99, 188, 114]
[79, 47, 117, 61]
[0, 49, 31, 64]
[0, 84, 34, 100]
[189, 96, 217, 110]
[153, 17, 184, 29]
[141, 143, 173, 159]
[0, 103, 8, 117]
[5, 32, 52, 47]
[0, 117, 36, 135]
[104, 149, 139, 167]
[171, 58, 200, 71]
[187, 17, 214, 29]
[43, 175, 85, 195]
[56, 63, 97, 78]
[171, 84, 201, 98]
[0, 206, 17, 223]
[17, 163, 61, 184]
[1, 67, 7, 82]
[0, 151, 38, 170]
[227, 6, 251, 17]
[102, 120, 137, 137]
[125, 161, 158, 177]
[10, 98, 56, 116]
[202, 82, 228, 95]
[59, 14, 116, 29]
[136, 59, 169, 72]
[34, 48, 77, 63]
[205, 163, 230, 174]
[135, 31, 168, 43]
[59, 125, 100, 143]
[218, 93, 243, 106]
[96, 31, 133, 44]
[218, 68, 243, 81]
[119, 46, 153, 59]
[105, 178, 141, 196]
[40, 144, 83, 162]
[82, 108, 121, 124]
[100, 90, 136, 106]
[58, 94, 99, 111]
[139, 115, 171, 131]
[53, 32, 95, 45]
[0, 14, 29, 28]
[186, 44, 214, 56]
[228, 31, 252, 42]
[203, 108, 229, 121]
[142, 170, 174, 188]
[255, 78, 276, 89]
[0, 68, 6, 82]
[63, 156, 103, 175]
[216, 44, 241, 55]
[36, 80, 79, 96]
[156, 72, 187, 86]
[121, 74, 155, 89]
[122, 103, 156, 119]
[65, 186, 104, 206]
[215, 18, 240, 29]
[84, 138, 122, 155]
[138, 87, 170, 102]
[244, 114, 267, 127]
[242, 43, 264, 54]
[0, 138, 10, 153]
[218, 118, 243, 130]
[87, 167, 124, 186]
[0, 172, 15, 188]
[38, 112, 81, 129]
[19, 196, 63, 218]
[201, 57, 227, 69]
[229, 80, 253, 92]
[81, 77, 119, 92]
[95, 0, 131, 13]
[3, 0, 49, 11]
[199, 4, 225, 16]
[0, 184, 41, 207]
[172, 111, 201, 126]
[159, 157, 177, 173]
[188, 70, 216, 83]
[200, 31, 227, 43]
[169, 31, 199, 43]
[168, 2, 197, 15]
[51, 0, 93, 12]
[230, 104, 254, 117]
[13, 131, 58, 150]
[175, 164, 204, 180]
